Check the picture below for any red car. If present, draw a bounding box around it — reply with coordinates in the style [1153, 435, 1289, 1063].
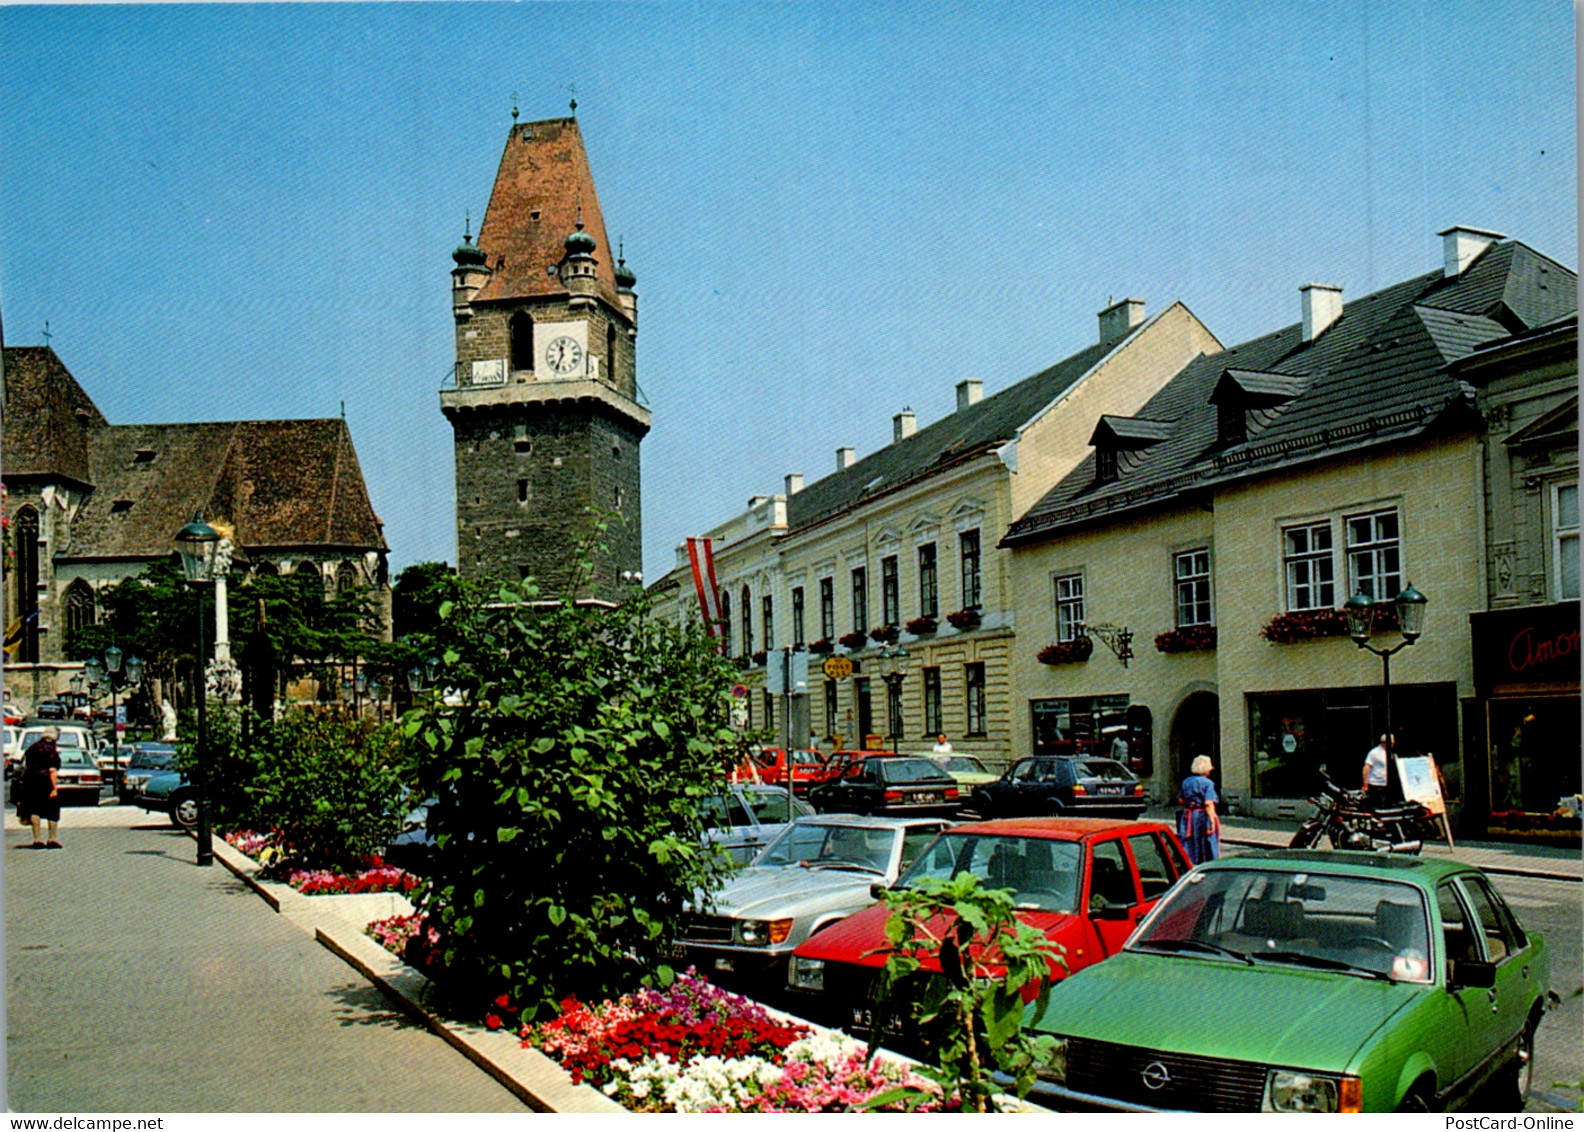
[730, 747, 830, 795]
[786, 817, 1192, 1032]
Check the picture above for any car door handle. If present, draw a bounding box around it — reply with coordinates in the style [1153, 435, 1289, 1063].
[1487, 988, 1499, 1012]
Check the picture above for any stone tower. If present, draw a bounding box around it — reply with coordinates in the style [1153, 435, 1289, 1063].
[441, 116, 646, 599]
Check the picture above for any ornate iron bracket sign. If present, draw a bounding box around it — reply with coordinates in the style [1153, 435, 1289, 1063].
[1081, 622, 1134, 668]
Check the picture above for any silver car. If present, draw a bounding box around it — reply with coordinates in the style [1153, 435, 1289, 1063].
[702, 783, 815, 866]
[676, 814, 948, 988]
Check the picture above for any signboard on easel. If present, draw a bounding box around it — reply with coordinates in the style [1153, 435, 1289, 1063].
[1397, 754, 1455, 848]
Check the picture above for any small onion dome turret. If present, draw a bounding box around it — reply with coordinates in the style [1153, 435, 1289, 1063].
[564, 221, 597, 257]
[615, 253, 637, 290]
[453, 237, 486, 268]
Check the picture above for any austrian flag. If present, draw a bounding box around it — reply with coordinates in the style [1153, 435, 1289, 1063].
[685, 537, 724, 647]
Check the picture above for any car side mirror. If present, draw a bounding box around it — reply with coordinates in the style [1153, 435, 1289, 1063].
[870, 882, 889, 900]
[1450, 959, 1496, 989]
[1093, 900, 1134, 920]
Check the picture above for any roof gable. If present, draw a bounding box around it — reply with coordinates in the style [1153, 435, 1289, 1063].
[1, 346, 107, 483]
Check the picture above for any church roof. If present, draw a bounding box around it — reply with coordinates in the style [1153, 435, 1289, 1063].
[2, 346, 109, 484]
[63, 418, 387, 559]
[472, 117, 623, 309]
[1003, 239, 1578, 544]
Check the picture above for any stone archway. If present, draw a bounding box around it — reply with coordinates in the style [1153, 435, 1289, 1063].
[1169, 690, 1221, 787]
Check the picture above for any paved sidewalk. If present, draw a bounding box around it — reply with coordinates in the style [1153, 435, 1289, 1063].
[1145, 805, 1582, 881]
[4, 804, 529, 1113]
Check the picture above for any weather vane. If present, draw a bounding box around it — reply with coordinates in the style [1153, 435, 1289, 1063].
[568, 82, 577, 115]
[511, 91, 519, 122]
[41, 320, 51, 345]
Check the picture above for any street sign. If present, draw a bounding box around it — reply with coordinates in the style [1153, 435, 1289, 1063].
[821, 656, 853, 680]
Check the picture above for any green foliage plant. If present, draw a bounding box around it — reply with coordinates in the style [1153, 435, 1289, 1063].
[401, 568, 747, 1021]
[862, 873, 1066, 1112]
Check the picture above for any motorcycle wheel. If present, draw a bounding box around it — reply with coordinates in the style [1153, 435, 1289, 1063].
[1288, 824, 1323, 849]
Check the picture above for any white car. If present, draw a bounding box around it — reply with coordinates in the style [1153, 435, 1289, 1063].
[12, 723, 99, 774]
[3, 725, 21, 775]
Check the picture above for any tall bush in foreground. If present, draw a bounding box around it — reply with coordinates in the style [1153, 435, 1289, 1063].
[403, 572, 744, 1019]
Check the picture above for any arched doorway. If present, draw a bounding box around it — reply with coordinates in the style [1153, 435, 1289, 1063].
[1170, 691, 1221, 786]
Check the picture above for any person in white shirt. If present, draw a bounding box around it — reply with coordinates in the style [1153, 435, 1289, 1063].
[1362, 734, 1391, 807]
[932, 734, 953, 755]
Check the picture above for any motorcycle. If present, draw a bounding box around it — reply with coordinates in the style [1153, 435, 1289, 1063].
[1288, 767, 1431, 854]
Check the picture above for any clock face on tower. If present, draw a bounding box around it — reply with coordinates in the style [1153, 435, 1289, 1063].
[545, 335, 584, 375]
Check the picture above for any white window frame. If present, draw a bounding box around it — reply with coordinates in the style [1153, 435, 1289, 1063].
[1174, 548, 1213, 627]
[1345, 507, 1401, 602]
[1054, 573, 1085, 642]
[1283, 519, 1335, 611]
[1555, 481, 1579, 601]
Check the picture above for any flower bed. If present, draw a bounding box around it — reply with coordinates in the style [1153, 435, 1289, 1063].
[945, 607, 981, 632]
[523, 971, 947, 1112]
[223, 828, 418, 895]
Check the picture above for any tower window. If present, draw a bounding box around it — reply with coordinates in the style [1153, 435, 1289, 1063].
[133, 448, 156, 464]
[110, 499, 134, 514]
[606, 321, 617, 374]
[518, 479, 529, 504]
[614, 487, 623, 509]
[515, 439, 532, 454]
[510, 312, 535, 372]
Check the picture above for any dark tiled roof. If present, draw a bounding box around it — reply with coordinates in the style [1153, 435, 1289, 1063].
[1005, 240, 1578, 545]
[785, 332, 1132, 532]
[1092, 415, 1174, 447]
[2, 346, 108, 482]
[1211, 369, 1309, 405]
[472, 117, 622, 309]
[65, 419, 386, 559]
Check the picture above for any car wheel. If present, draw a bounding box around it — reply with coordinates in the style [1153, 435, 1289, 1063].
[1483, 1018, 1535, 1112]
[1396, 1080, 1436, 1113]
[170, 791, 199, 831]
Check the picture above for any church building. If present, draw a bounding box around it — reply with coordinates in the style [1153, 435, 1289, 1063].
[441, 114, 645, 601]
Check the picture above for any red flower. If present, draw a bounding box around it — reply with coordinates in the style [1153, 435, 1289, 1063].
[484, 1014, 503, 1030]
[494, 993, 511, 1009]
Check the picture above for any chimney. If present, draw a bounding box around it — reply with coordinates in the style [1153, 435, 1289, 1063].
[892, 409, 917, 443]
[1300, 283, 1344, 342]
[1439, 226, 1505, 278]
[836, 446, 856, 471]
[785, 472, 804, 495]
[956, 379, 983, 412]
[1097, 297, 1146, 343]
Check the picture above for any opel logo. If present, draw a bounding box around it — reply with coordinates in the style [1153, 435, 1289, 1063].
[1141, 1061, 1172, 1091]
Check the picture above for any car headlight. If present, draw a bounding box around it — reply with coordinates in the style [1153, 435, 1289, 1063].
[736, 919, 793, 947]
[1266, 1070, 1359, 1113]
[1036, 1037, 1069, 1085]
[788, 955, 824, 991]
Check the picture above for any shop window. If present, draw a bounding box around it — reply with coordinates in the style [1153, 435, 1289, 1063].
[1054, 573, 1085, 642]
[1554, 482, 1578, 601]
[1030, 695, 1131, 758]
[881, 556, 899, 626]
[917, 543, 938, 618]
[819, 577, 835, 640]
[1174, 548, 1212, 627]
[1283, 520, 1334, 611]
[791, 586, 806, 647]
[959, 528, 982, 609]
[923, 666, 942, 736]
[965, 662, 986, 737]
[851, 567, 868, 633]
[1488, 695, 1581, 818]
[1346, 508, 1401, 601]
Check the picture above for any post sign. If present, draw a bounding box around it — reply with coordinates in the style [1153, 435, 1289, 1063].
[822, 656, 854, 680]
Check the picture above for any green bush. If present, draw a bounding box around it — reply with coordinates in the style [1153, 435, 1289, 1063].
[402, 572, 745, 1020]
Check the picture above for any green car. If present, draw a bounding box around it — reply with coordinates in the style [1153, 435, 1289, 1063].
[1025, 850, 1553, 1113]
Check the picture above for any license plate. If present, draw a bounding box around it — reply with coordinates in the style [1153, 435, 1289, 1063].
[851, 1006, 872, 1030]
[1099, 786, 1124, 794]
[907, 792, 933, 804]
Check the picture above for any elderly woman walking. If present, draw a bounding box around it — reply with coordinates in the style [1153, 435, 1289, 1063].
[17, 725, 63, 849]
[1177, 754, 1221, 865]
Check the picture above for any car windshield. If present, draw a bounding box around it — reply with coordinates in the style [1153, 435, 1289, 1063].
[24, 730, 86, 748]
[1080, 758, 1134, 781]
[941, 757, 989, 774]
[877, 758, 950, 784]
[740, 790, 815, 822]
[898, 832, 1083, 913]
[1131, 867, 1433, 982]
[129, 749, 176, 770]
[755, 821, 897, 874]
[790, 749, 826, 767]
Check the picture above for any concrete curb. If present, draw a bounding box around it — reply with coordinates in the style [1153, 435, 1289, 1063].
[1219, 831, 1582, 883]
[210, 835, 626, 1113]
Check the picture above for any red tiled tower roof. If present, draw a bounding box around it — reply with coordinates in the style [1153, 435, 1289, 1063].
[473, 117, 621, 308]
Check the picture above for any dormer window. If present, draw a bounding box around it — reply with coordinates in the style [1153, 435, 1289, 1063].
[1087, 414, 1172, 485]
[110, 499, 134, 514]
[1095, 445, 1119, 483]
[1210, 369, 1308, 448]
[1217, 399, 1246, 446]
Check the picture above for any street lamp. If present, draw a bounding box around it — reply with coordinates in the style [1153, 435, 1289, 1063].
[82, 646, 139, 786]
[1344, 582, 1429, 799]
[875, 645, 910, 755]
[175, 512, 221, 866]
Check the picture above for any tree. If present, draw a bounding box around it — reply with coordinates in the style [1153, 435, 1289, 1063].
[392, 561, 453, 641]
[402, 571, 746, 1020]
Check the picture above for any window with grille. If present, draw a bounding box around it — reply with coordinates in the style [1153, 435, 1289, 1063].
[965, 663, 987, 737]
[1284, 520, 1335, 611]
[819, 577, 835, 640]
[851, 567, 868, 633]
[918, 543, 938, 618]
[1174, 548, 1212, 627]
[792, 586, 806, 646]
[1555, 483, 1578, 601]
[824, 679, 838, 738]
[959, 529, 982, 608]
[1345, 509, 1400, 602]
[924, 667, 942, 735]
[882, 556, 899, 625]
[1054, 574, 1085, 642]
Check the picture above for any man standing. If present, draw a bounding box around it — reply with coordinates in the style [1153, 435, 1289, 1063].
[932, 734, 953, 756]
[1362, 734, 1390, 808]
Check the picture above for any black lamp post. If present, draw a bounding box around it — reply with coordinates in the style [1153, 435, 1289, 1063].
[175, 512, 221, 866]
[1344, 582, 1429, 798]
[876, 645, 910, 756]
[83, 646, 139, 786]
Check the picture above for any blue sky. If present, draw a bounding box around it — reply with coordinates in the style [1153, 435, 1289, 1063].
[1, 2, 1575, 582]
